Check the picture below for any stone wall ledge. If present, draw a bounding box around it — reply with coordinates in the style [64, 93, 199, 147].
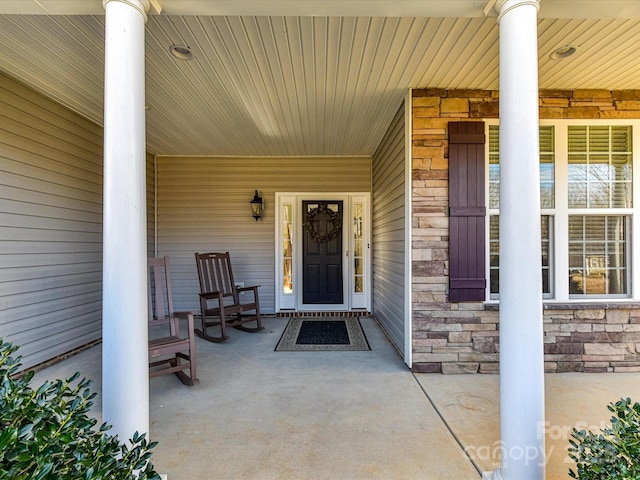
[484, 302, 640, 311]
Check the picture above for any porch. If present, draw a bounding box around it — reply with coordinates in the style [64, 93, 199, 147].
[31, 316, 640, 480]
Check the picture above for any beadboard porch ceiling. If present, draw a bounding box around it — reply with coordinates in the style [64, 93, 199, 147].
[0, 1, 639, 156]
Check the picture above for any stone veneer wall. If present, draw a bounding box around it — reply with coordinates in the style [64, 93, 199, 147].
[411, 88, 640, 374]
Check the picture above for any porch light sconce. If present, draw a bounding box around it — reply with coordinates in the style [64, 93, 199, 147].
[250, 190, 264, 221]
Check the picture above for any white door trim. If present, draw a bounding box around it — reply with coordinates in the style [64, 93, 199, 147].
[275, 192, 371, 312]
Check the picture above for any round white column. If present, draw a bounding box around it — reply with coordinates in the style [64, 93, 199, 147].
[494, 1, 546, 479]
[102, 0, 150, 442]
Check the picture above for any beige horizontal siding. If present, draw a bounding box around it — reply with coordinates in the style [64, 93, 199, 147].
[372, 101, 406, 353]
[0, 72, 103, 370]
[147, 153, 156, 257]
[156, 155, 371, 313]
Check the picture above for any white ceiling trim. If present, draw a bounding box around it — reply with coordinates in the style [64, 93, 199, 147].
[3, 0, 640, 18]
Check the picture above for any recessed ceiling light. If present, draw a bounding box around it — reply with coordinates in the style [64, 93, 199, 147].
[549, 45, 577, 60]
[169, 44, 193, 60]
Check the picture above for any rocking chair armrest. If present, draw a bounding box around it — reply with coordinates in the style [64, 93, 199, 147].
[167, 311, 196, 337]
[237, 285, 260, 292]
[199, 291, 222, 300]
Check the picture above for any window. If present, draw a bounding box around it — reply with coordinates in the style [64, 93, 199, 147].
[282, 203, 293, 294]
[569, 215, 627, 295]
[352, 202, 364, 293]
[487, 121, 635, 300]
[489, 215, 552, 296]
[567, 125, 632, 297]
[568, 126, 632, 209]
[488, 125, 555, 298]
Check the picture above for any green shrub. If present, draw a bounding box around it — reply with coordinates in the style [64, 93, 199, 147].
[0, 339, 160, 479]
[568, 397, 640, 480]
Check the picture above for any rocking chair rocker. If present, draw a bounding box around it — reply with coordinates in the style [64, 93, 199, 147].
[194, 252, 263, 342]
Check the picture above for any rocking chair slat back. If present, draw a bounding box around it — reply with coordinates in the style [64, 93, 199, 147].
[194, 251, 264, 342]
[149, 256, 174, 322]
[200, 254, 235, 298]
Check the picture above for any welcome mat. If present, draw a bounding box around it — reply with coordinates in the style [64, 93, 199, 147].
[275, 317, 370, 351]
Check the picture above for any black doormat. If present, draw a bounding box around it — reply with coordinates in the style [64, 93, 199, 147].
[275, 317, 370, 351]
[296, 320, 349, 344]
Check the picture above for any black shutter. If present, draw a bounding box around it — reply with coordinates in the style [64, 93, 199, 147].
[448, 121, 486, 302]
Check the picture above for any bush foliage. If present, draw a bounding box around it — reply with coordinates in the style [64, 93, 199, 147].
[568, 397, 640, 480]
[0, 339, 160, 479]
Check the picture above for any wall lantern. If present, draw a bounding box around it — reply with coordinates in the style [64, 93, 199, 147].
[250, 190, 264, 221]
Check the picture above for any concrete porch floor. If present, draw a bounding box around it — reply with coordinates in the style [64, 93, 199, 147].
[32, 316, 640, 480]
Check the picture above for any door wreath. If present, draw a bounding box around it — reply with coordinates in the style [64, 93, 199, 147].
[303, 203, 342, 243]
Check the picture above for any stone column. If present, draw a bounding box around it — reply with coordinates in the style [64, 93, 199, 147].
[101, 0, 150, 442]
[488, 1, 546, 479]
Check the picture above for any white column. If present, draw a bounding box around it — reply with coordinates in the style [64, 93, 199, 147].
[102, 0, 150, 442]
[491, 1, 546, 479]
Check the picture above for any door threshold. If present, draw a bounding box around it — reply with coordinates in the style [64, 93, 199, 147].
[277, 311, 370, 317]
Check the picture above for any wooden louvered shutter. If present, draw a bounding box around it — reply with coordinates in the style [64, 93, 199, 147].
[448, 121, 486, 302]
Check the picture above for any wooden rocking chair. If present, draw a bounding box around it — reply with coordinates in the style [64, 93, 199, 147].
[148, 256, 199, 386]
[194, 252, 263, 342]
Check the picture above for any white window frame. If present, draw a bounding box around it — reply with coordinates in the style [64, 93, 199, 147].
[485, 119, 640, 303]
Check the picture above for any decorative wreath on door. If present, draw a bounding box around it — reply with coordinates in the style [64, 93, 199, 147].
[303, 203, 342, 243]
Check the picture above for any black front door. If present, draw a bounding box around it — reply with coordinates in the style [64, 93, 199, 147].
[302, 201, 343, 304]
